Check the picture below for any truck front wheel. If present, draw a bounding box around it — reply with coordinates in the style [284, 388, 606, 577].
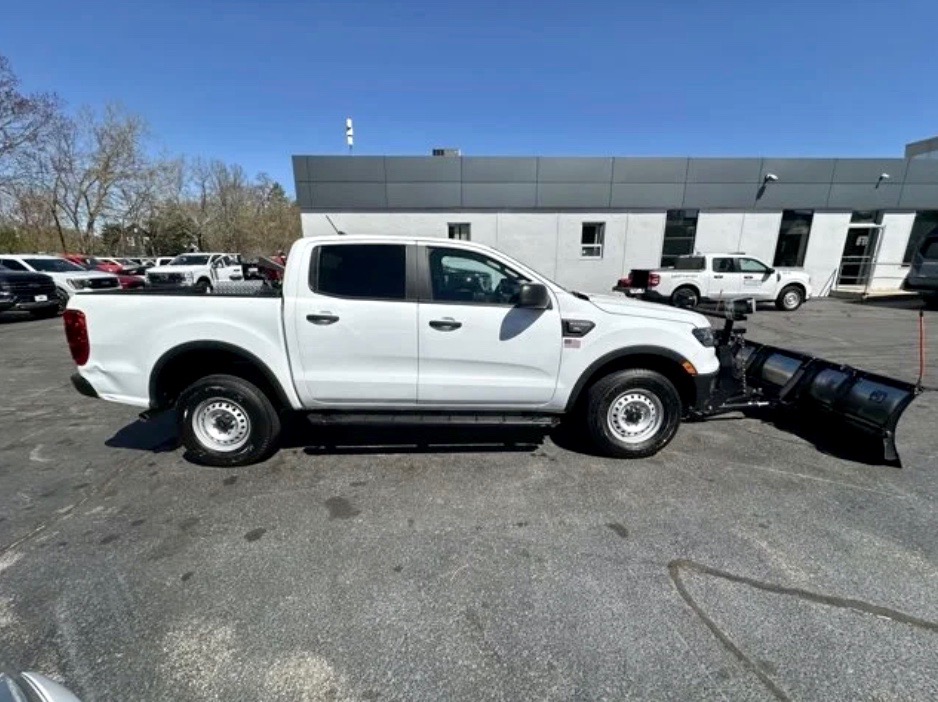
[585, 369, 682, 458]
[178, 374, 281, 467]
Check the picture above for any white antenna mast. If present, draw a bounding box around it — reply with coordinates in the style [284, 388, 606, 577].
[345, 117, 354, 155]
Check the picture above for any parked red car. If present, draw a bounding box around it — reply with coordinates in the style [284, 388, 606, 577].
[63, 254, 146, 289]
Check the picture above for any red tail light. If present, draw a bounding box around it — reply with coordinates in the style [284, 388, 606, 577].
[648, 273, 661, 288]
[617, 275, 632, 288]
[63, 309, 89, 366]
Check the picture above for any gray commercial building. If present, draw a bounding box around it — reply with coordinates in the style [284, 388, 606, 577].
[292, 154, 938, 296]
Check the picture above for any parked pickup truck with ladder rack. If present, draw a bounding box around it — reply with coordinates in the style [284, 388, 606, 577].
[65, 236, 916, 467]
[617, 253, 812, 311]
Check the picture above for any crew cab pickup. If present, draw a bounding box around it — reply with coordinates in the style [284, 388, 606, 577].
[66, 236, 721, 466]
[146, 252, 244, 292]
[617, 254, 812, 311]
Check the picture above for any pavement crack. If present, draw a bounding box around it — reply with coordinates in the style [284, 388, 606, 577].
[668, 558, 938, 702]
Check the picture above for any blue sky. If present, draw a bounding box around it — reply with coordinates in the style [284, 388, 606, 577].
[1, 0, 934, 194]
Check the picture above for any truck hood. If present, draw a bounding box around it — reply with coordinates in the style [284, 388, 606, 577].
[70, 270, 117, 280]
[587, 293, 710, 327]
[148, 265, 201, 274]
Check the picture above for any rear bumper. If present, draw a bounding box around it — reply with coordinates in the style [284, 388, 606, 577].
[71, 372, 99, 399]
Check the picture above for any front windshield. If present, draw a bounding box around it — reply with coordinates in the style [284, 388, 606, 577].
[24, 258, 87, 273]
[170, 254, 210, 265]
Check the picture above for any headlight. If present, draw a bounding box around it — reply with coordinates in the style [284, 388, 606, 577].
[183, 271, 194, 282]
[692, 326, 715, 347]
[67, 278, 90, 290]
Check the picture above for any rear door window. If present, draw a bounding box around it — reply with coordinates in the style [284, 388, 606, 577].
[712, 257, 736, 273]
[313, 244, 408, 300]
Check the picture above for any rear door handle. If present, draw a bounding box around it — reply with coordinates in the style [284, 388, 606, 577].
[307, 313, 339, 325]
[429, 318, 462, 331]
[713, 274, 724, 279]
[744, 276, 754, 279]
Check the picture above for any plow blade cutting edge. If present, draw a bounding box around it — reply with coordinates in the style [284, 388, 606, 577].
[735, 342, 919, 467]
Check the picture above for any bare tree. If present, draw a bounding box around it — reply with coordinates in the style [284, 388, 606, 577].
[0, 54, 59, 173]
[49, 104, 149, 252]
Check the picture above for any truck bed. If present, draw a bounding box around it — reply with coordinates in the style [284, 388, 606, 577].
[69, 290, 292, 408]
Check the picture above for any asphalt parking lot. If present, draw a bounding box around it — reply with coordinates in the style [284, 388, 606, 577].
[1, 297, 937, 701]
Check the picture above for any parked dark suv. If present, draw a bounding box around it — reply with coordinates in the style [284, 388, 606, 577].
[0, 264, 60, 318]
[903, 231, 938, 308]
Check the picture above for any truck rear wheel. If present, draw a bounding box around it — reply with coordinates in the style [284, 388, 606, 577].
[670, 286, 699, 309]
[178, 374, 281, 467]
[585, 369, 682, 459]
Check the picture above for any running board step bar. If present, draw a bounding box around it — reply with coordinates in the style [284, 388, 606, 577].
[305, 412, 560, 427]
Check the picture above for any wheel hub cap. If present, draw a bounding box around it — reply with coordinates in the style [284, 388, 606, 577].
[192, 398, 250, 452]
[607, 390, 664, 444]
[784, 292, 798, 308]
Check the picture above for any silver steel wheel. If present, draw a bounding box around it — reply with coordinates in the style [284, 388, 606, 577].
[191, 398, 251, 452]
[607, 390, 664, 444]
[783, 290, 800, 309]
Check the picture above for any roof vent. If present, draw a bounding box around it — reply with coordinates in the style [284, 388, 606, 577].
[432, 148, 461, 157]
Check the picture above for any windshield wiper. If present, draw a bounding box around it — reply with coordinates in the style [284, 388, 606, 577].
[569, 290, 590, 301]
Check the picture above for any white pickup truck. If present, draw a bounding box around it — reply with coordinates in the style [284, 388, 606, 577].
[146, 252, 244, 292]
[65, 236, 727, 466]
[617, 253, 812, 311]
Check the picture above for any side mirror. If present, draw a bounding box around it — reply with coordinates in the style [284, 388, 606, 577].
[767, 267, 776, 275]
[517, 283, 550, 309]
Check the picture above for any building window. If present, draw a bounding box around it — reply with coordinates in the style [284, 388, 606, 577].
[581, 222, 605, 258]
[903, 212, 938, 264]
[661, 210, 698, 267]
[773, 210, 814, 267]
[448, 223, 471, 241]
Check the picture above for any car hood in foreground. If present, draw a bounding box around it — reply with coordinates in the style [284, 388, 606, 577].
[587, 293, 710, 327]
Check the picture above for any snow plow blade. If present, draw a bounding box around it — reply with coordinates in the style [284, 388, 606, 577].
[739, 343, 919, 466]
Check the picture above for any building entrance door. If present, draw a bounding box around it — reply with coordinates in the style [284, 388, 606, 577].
[837, 224, 883, 286]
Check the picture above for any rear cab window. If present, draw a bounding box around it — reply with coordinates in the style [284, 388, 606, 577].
[672, 256, 705, 271]
[311, 243, 408, 300]
[921, 239, 938, 260]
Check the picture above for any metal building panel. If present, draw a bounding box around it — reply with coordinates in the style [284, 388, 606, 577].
[305, 156, 386, 182]
[386, 182, 462, 208]
[462, 183, 537, 208]
[536, 183, 612, 208]
[385, 157, 462, 182]
[610, 183, 684, 208]
[537, 158, 614, 183]
[462, 157, 538, 182]
[686, 158, 763, 183]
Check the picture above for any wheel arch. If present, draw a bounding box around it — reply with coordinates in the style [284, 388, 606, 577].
[149, 341, 291, 411]
[564, 346, 698, 413]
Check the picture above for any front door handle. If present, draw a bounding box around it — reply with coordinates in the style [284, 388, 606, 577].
[429, 318, 462, 331]
[744, 275, 754, 279]
[307, 313, 339, 325]
[713, 274, 724, 279]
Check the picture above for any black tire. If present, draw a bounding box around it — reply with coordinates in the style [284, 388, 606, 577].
[54, 288, 69, 313]
[177, 374, 281, 467]
[775, 285, 804, 311]
[923, 295, 938, 311]
[670, 286, 699, 309]
[194, 279, 213, 294]
[31, 306, 60, 319]
[584, 369, 682, 459]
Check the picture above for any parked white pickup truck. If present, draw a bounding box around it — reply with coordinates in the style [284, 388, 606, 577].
[66, 236, 727, 466]
[617, 254, 812, 311]
[146, 252, 243, 292]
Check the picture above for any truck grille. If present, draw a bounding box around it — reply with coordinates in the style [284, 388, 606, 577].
[87, 277, 120, 290]
[4, 278, 57, 302]
[147, 272, 186, 286]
